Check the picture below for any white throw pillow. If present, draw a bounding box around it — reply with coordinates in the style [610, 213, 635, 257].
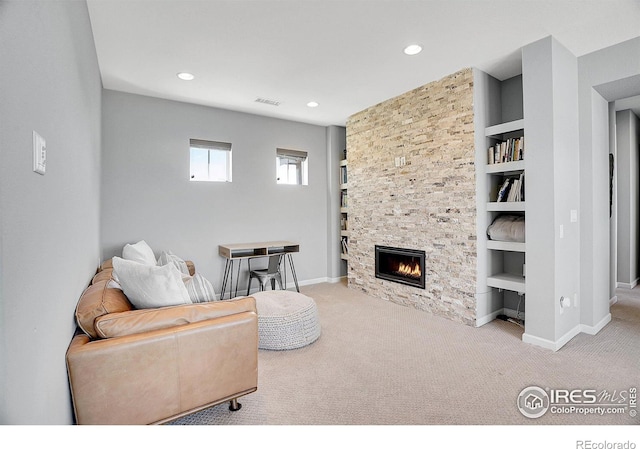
[157, 250, 190, 275]
[122, 240, 157, 265]
[112, 257, 192, 309]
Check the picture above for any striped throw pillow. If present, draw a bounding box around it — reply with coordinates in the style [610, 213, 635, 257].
[183, 272, 218, 303]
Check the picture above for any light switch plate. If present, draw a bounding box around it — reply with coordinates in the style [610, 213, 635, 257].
[33, 131, 46, 175]
[570, 210, 578, 223]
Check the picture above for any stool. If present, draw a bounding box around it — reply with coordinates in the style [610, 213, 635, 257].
[252, 290, 321, 350]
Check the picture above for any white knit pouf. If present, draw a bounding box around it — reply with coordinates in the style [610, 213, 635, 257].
[252, 290, 321, 350]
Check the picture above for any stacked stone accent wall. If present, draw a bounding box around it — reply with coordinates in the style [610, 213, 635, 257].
[346, 68, 476, 325]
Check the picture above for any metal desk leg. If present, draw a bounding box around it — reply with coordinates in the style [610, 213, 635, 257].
[234, 259, 242, 298]
[287, 254, 300, 292]
[221, 259, 232, 300]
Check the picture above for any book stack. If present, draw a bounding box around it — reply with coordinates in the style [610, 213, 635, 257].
[488, 137, 524, 164]
[496, 173, 525, 202]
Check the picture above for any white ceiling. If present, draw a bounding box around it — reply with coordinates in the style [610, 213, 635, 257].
[86, 0, 640, 127]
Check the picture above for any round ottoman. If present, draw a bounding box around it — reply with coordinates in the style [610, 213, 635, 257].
[252, 290, 321, 350]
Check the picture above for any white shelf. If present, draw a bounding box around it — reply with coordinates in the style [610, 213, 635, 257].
[340, 183, 348, 190]
[340, 159, 348, 166]
[485, 119, 524, 137]
[487, 241, 525, 252]
[340, 230, 350, 237]
[487, 273, 525, 294]
[486, 202, 525, 212]
[486, 160, 524, 174]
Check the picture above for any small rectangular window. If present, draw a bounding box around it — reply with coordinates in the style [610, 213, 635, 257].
[276, 148, 308, 185]
[190, 139, 232, 182]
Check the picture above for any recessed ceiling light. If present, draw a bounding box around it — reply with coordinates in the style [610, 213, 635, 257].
[307, 101, 319, 108]
[177, 72, 195, 81]
[403, 44, 422, 56]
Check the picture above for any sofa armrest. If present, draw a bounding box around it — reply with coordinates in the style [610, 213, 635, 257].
[94, 296, 256, 339]
[66, 298, 258, 425]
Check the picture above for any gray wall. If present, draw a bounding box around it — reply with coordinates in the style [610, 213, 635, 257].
[101, 90, 329, 294]
[578, 36, 640, 331]
[549, 39, 581, 341]
[521, 36, 581, 347]
[616, 109, 640, 287]
[609, 102, 618, 299]
[0, 0, 102, 424]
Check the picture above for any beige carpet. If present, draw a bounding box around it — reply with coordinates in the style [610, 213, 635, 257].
[168, 280, 640, 426]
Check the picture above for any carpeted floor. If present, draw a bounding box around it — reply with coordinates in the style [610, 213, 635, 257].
[168, 280, 640, 425]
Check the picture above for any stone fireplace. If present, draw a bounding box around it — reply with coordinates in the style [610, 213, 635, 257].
[346, 68, 477, 326]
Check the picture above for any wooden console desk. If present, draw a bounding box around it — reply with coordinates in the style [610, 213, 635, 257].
[218, 241, 300, 299]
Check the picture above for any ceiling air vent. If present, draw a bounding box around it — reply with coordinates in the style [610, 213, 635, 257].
[255, 97, 281, 106]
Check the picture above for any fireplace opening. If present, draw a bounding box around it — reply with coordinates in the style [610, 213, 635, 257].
[375, 245, 426, 289]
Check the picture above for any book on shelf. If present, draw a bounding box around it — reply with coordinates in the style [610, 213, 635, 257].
[341, 191, 348, 208]
[487, 136, 524, 164]
[507, 179, 519, 202]
[496, 178, 511, 202]
[341, 237, 349, 254]
[496, 174, 525, 202]
[341, 217, 348, 230]
[340, 166, 348, 184]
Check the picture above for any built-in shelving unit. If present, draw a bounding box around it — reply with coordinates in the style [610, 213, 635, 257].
[475, 71, 527, 330]
[485, 118, 526, 296]
[340, 158, 349, 261]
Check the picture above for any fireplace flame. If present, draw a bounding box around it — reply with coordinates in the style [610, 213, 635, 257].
[397, 261, 421, 279]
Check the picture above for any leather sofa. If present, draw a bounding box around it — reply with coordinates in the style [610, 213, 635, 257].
[66, 259, 258, 425]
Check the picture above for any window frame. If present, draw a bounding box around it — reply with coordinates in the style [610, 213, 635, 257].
[189, 139, 232, 183]
[276, 148, 308, 186]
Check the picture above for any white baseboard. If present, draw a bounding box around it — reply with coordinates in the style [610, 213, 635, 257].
[522, 325, 581, 352]
[523, 313, 611, 351]
[239, 277, 331, 297]
[616, 278, 639, 289]
[291, 277, 330, 288]
[522, 325, 580, 352]
[522, 333, 557, 351]
[610, 295, 618, 306]
[475, 309, 502, 327]
[327, 275, 347, 284]
[580, 313, 612, 335]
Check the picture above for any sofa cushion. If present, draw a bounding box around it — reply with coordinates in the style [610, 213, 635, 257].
[112, 257, 192, 309]
[94, 296, 257, 338]
[99, 259, 113, 272]
[91, 268, 114, 285]
[122, 240, 157, 265]
[75, 280, 133, 339]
